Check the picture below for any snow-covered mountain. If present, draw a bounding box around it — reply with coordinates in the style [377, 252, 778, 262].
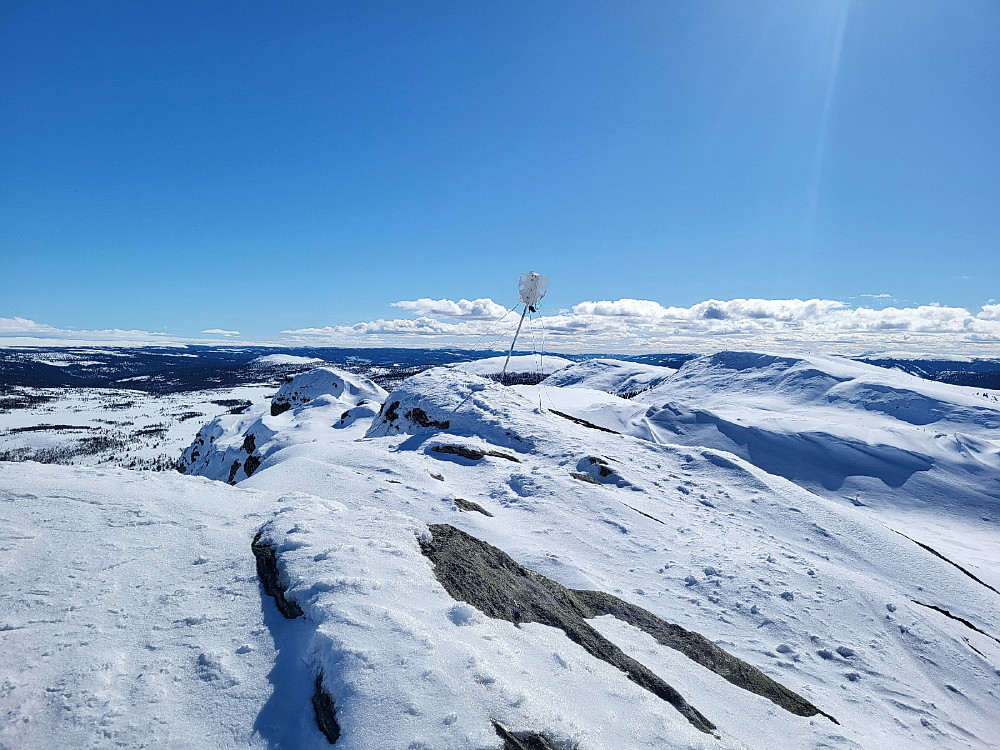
[3, 352, 999, 749]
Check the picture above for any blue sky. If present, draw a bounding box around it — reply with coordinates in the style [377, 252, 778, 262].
[1, 1, 998, 351]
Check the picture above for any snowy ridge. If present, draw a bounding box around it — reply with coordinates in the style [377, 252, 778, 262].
[270, 367, 387, 414]
[178, 367, 387, 483]
[4, 355, 1000, 748]
[614, 351, 1000, 589]
[181, 359, 1000, 748]
[543, 358, 678, 397]
[450, 354, 573, 377]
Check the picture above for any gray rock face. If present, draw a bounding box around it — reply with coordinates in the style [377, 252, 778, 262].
[243, 454, 261, 477]
[419, 523, 838, 734]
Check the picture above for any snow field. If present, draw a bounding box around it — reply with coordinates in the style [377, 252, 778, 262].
[0, 462, 292, 749]
[3, 350, 1000, 749]
[224, 363, 1000, 747]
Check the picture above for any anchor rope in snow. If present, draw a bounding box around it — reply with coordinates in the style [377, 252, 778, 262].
[468, 301, 522, 353]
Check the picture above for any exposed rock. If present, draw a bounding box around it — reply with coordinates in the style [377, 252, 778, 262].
[571, 589, 836, 722]
[492, 720, 561, 750]
[313, 674, 341, 744]
[453, 498, 494, 517]
[405, 407, 450, 430]
[242, 433, 256, 455]
[549, 409, 620, 435]
[432, 444, 521, 463]
[433, 444, 486, 461]
[484, 449, 519, 462]
[419, 524, 839, 732]
[243, 454, 261, 477]
[270, 400, 292, 417]
[575, 456, 630, 487]
[381, 400, 400, 426]
[569, 472, 600, 485]
[227, 460, 242, 485]
[251, 532, 303, 619]
[418, 524, 716, 733]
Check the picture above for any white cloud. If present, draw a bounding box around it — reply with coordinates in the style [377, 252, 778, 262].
[0, 317, 63, 335]
[282, 297, 1000, 357]
[977, 304, 1000, 321]
[0, 317, 177, 346]
[202, 328, 241, 337]
[10, 298, 1000, 356]
[390, 298, 509, 320]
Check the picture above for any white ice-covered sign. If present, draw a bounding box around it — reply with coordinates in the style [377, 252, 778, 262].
[518, 272, 549, 309]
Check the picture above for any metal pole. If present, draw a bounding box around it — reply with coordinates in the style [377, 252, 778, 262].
[501, 304, 529, 382]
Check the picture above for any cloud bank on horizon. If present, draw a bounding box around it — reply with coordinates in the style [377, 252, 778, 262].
[282, 296, 1000, 357]
[5, 298, 1000, 357]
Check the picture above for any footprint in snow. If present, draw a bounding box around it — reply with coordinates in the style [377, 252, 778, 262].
[447, 603, 481, 626]
[196, 651, 237, 687]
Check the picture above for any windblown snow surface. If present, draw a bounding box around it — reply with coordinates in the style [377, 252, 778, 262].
[2, 352, 999, 749]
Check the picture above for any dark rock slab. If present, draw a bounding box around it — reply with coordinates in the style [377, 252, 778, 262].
[571, 590, 836, 722]
[492, 720, 560, 750]
[453, 498, 494, 517]
[432, 444, 521, 463]
[420, 524, 839, 733]
[419, 524, 716, 733]
[313, 674, 341, 744]
[251, 532, 304, 619]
